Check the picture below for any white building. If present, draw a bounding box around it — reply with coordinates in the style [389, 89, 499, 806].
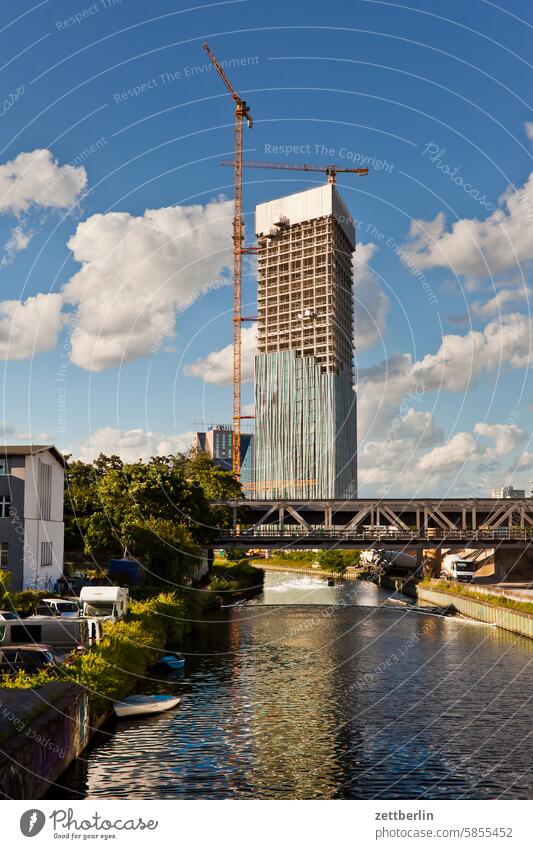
[0, 446, 65, 591]
[491, 485, 526, 499]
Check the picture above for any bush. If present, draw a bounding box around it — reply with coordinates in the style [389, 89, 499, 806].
[1, 591, 199, 715]
[318, 550, 360, 572]
[208, 559, 263, 592]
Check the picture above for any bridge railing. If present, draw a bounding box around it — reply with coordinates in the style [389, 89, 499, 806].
[218, 527, 533, 542]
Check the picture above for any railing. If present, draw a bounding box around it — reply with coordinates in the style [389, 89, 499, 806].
[218, 527, 533, 542]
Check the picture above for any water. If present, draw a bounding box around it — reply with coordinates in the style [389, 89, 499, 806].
[48, 571, 533, 799]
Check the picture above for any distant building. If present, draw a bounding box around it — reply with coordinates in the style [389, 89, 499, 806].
[0, 446, 65, 591]
[491, 485, 526, 499]
[193, 426, 254, 494]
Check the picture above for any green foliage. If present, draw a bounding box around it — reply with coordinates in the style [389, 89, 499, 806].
[318, 550, 360, 572]
[270, 551, 316, 563]
[63, 452, 242, 589]
[225, 549, 249, 561]
[421, 579, 533, 615]
[3, 591, 199, 714]
[208, 558, 263, 593]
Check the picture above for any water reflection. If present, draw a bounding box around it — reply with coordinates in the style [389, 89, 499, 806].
[47, 573, 533, 800]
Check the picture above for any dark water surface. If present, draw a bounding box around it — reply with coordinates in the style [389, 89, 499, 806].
[48, 571, 533, 799]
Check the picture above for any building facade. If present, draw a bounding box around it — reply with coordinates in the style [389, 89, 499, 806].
[254, 184, 358, 499]
[491, 485, 526, 499]
[193, 426, 254, 492]
[0, 446, 65, 591]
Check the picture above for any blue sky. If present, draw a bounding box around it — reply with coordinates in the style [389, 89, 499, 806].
[0, 0, 531, 496]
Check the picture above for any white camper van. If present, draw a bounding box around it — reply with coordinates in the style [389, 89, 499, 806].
[79, 586, 129, 622]
[0, 616, 101, 650]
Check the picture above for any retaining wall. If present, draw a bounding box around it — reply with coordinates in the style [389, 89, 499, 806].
[0, 682, 89, 799]
[417, 586, 533, 639]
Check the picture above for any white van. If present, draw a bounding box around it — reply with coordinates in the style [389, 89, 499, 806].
[0, 616, 100, 650]
[79, 586, 129, 622]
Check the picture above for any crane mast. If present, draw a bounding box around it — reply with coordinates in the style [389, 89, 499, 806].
[203, 42, 252, 479]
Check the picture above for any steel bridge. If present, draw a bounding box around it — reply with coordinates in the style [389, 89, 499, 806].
[216, 497, 533, 550]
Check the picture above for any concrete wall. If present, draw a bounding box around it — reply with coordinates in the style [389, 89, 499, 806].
[417, 586, 533, 639]
[0, 682, 89, 799]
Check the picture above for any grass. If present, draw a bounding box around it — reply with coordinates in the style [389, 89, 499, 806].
[420, 579, 533, 616]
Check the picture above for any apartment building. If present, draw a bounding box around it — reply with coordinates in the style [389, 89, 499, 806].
[0, 446, 65, 591]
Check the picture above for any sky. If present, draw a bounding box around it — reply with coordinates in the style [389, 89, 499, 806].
[0, 0, 531, 497]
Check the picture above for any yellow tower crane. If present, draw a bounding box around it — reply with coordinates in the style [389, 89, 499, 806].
[202, 42, 252, 479]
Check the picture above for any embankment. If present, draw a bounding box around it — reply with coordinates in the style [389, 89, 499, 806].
[0, 682, 91, 799]
[417, 583, 533, 639]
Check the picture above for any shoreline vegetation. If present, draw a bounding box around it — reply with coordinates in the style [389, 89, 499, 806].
[1, 451, 259, 716]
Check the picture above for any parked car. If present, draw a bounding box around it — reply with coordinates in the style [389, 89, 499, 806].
[0, 644, 63, 674]
[0, 611, 19, 621]
[33, 599, 80, 618]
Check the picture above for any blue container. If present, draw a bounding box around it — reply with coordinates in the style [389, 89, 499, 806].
[108, 558, 141, 584]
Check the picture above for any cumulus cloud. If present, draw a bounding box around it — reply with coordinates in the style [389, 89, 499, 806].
[470, 287, 532, 318]
[401, 171, 533, 282]
[0, 148, 87, 215]
[184, 324, 257, 384]
[525, 122, 533, 142]
[0, 148, 87, 263]
[0, 293, 63, 359]
[63, 197, 232, 371]
[353, 242, 390, 351]
[416, 432, 478, 473]
[74, 426, 194, 462]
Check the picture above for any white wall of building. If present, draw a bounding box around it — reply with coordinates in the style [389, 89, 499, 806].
[22, 450, 65, 590]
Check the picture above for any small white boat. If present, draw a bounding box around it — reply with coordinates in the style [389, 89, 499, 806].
[113, 694, 181, 718]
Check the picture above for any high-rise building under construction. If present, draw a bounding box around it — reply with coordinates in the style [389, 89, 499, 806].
[254, 183, 358, 499]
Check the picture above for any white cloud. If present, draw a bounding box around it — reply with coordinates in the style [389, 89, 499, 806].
[74, 426, 194, 462]
[525, 122, 533, 142]
[401, 171, 533, 282]
[0, 148, 87, 216]
[417, 432, 478, 473]
[474, 422, 525, 458]
[63, 197, 232, 371]
[470, 287, 532, 318]
[0, 293, 63, 359]
[353, 242, 390, 351]
[184, 323, 257, 384]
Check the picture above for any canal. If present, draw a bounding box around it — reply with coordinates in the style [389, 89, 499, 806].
[47, 571, 533, 799]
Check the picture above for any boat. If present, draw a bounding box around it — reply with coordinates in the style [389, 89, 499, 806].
[158, 653, 185, 670]
[113, 694, 181, 718]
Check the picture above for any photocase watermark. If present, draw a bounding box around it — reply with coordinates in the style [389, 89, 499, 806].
[422, 143, 496, 211]
[377, 382, 426, 469]
[56, 0, 123, 31]
[113, 55, 260, 104]
[342, 620, 436, 697]
[57, 316, 79, 436]
[360, 220, 438, 306]
[1, 136, 108, 267]
[0, 698, 67, 759]
[0, 84, 24, 118]
[263, 142, 394, 173]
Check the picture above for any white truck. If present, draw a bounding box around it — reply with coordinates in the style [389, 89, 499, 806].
[441, 555, 476, 583]
[79, 586, 129, 622]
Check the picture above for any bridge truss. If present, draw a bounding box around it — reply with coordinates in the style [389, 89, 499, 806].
[216, 498, 533, 549]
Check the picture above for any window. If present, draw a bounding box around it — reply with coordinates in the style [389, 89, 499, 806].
[0, 496, 10, 518]
[38, 460, 52, 520]
[0, 461, 7, 475]
[0, 543, 7, 566]
[40, 541, 53, 567]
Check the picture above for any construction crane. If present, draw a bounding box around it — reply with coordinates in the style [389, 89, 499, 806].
[203, 42, 252, 479]
[220, 159, 369, 183]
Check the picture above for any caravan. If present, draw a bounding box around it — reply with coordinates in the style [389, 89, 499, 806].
[79, 586, 129, 622]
